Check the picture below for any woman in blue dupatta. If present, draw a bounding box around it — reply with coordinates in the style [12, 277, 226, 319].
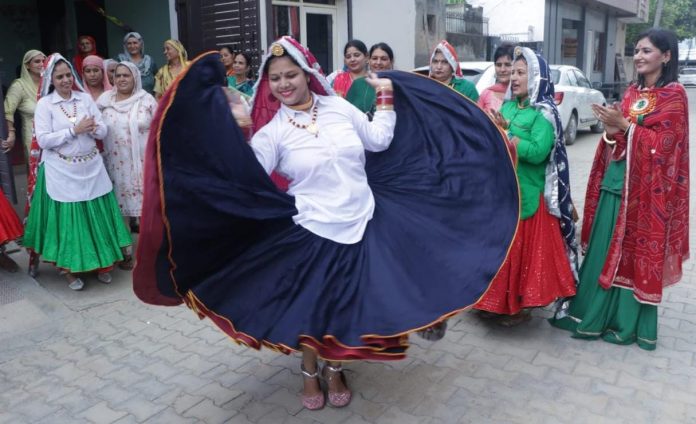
[474, 47, 579, 326]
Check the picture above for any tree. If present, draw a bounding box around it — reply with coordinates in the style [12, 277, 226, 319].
[626, 0, 696, 44]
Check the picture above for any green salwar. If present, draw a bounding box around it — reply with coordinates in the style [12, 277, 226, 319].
[550, 159, 658, 350]
[23, 165, 132, 273]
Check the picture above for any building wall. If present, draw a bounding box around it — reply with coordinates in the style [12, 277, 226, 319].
[351, 0, 417, 70]
[414, 0, 447, 67]
[545, 0, 631, 84]
[104, 0, 172, 63]
[0, 0, 42, 85]
[468, 0, 544, 42]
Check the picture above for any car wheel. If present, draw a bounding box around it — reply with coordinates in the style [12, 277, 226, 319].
[590, 118, 604, 133]
[565, 112, 578, 145]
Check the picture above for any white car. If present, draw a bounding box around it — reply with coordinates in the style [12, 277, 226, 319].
[679, 67, 696, 86]
[476, 64, 607, 145]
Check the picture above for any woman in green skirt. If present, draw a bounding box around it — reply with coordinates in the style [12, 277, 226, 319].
[25, 54, 131, 291]
[550, 29, 690, 350]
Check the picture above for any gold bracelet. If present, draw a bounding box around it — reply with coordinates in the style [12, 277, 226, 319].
[602, 130, 616, 145]
[376, 104, 394, 111]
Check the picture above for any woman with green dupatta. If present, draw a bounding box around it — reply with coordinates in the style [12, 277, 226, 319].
[550, 29, 690, 350]
[345, 42, 394, 119]
[24, 54, 131, 290]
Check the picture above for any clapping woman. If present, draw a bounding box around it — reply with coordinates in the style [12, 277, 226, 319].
[24, 54, 132, 290]
[550, 29, 689, 350]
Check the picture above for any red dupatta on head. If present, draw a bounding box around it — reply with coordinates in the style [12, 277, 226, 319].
[582, 82, 690, 304]
[73, 35, 98, 73]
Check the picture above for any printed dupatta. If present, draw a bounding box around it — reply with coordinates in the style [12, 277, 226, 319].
[581, 83, 690, 304]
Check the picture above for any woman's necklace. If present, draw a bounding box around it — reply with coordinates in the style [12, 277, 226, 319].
[59, 101, 78, 124]
[288, 104, 319, 138]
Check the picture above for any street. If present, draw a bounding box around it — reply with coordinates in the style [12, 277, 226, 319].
[0, 87, 695, 424]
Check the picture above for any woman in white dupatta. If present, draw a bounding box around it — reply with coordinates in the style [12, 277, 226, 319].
[97, 61, 157, 269]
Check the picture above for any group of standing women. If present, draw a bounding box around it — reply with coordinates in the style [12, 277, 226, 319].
[132, 27, 689, 413]
[0, 31, 172, 290]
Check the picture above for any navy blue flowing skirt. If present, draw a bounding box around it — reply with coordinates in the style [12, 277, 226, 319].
[134, 53, 519, 360]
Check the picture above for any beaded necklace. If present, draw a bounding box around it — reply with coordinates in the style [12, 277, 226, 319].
[59, 101, 78, 124]
[288, 104, 319, 138]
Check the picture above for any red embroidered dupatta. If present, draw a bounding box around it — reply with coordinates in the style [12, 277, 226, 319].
[581, 83, 689, 304]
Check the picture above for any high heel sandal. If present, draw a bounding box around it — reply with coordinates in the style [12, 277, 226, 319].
[300, 364, 325, 411]
[323, 364, 352, 408]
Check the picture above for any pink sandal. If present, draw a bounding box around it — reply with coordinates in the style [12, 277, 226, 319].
[300, 364, 325, 410]
[323, 364, 352, 408]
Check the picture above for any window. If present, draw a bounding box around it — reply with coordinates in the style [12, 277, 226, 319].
[593, 32, 606, 72]
[561, 19, 580, 66]
[550, 69, 561, 84]
[564, 69, 578, 86]
[272, 5, 300, 40]
[574, 70, 591, 88]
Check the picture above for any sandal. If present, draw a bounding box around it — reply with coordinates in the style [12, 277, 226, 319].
[28, 254, 40, 278]
[416, 320, 448, 341]
[496, 311, 532, 327]
[119, 255, 135, 270]
[323, 364, 351, 408]
[300, 364, 325, 411]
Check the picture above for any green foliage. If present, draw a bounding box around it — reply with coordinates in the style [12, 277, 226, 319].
[626, 0, 696, 44]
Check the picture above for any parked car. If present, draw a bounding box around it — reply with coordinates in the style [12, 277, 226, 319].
[679, 67, 696, 86]
[477, 64, 607, 145]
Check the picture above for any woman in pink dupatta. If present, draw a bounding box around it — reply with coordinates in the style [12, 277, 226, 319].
[478, 44, 514, 112]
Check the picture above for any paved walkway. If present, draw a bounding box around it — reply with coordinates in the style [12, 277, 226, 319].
[1, 88, 695, 424]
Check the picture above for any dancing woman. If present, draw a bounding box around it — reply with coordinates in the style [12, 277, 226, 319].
[134, 37, 519, 410]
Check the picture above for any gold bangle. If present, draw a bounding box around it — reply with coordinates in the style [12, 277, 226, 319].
[236, 117, 252, 128]
[376, 104, 394, 111]
[602, 130, 616, 145]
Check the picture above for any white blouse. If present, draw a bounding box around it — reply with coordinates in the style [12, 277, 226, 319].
[251, 94, 396, 244]
[34, 90, 112, 202]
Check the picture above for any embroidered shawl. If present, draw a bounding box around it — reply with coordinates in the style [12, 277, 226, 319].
[582, 82, 690, 304]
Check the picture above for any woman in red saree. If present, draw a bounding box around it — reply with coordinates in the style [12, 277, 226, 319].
[550, 29, 689, 350]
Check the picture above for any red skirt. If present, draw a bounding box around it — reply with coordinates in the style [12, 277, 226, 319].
[0, 190, 23, 244]
[475, 196, 576, 315]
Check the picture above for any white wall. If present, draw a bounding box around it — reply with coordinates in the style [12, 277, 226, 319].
[351, 0, 417, 70]
[468, 0, 545, 41]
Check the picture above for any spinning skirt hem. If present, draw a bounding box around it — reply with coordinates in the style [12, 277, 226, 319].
[184, 290, 470, 361]
[0, 189, 23, 245]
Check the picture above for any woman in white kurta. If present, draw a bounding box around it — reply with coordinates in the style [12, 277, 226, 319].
[98, 63, 156, 217]
[23, 54, 132, 290]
